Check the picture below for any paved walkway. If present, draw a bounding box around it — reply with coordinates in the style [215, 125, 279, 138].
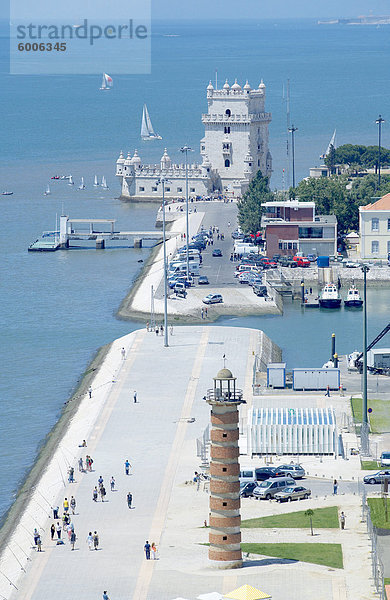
[0, 326, 380, 600]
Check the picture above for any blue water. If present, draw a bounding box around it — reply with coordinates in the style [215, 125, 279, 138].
[1, 18, 390, 520]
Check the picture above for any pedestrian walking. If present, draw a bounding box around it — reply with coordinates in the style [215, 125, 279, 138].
[70, 496, 76, 514]
[70, 531, 76, 550]
[98, 475, 104, 487]
[333, 479, 338, 495]
[201, 308, 204, 319]
[155, 326, 159, 336]
[78, 457, 84, 472]
[33, 528, 40, 547]
[63, 498, 69, 513]
[205, 307, 208, 317]
[110, 476, 115, 491]
[50, 523, 55, 540]
[52, 506, 59, 519]
[133, 390, 137, 403]
[68, 467, 74, 483]
[93, 486, 98, 502]
[127, 492, 133, 509]
[340, 511, 346, 530]
[87, 532, 93, 550]
[124, 459, 131, 475]
[325, 385, 330, 397]
[93, 531, 99, 550]
[63, 513, 70, 528]
[100, 486, 106, 502]
[160, 324, 164, 336]
[103, 592, 110, 600]
[67, 523, 73, 541]
[88, 386, 93, 398]
[56, 522, 62, 540]
[144, 540, 151, 559]
[121, 347, 126, 359]
[170, 324, 173, 335]
[36, 535, 42, 552]
[151, 542, 157, 559]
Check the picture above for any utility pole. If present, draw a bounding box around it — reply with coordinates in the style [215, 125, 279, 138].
[288, 125, 298, 188]
[156, 177, 169, 347]
[180, 146, 193, 280]
[376, 115, 385, 189]
[361, 264, 370, 455]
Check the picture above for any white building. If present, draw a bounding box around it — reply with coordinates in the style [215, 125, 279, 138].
[359, 193, 390, 259]
[116, 78, 272, 201]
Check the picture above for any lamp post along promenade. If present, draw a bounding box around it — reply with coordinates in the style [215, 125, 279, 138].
[180, 146, 193, 280]
[206, 367, 245, 569]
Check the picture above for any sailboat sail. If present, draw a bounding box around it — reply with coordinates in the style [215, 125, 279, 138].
[68, 175, 74, 185]
[94, 175, 99, 186]
[78, 177, 85, 190]
[101, 176, 109, 189]
[320, 130, 336, 159]
[44, 185, 51, 195]
[141, 104, 162, 140]
[100, 73, 113, 90]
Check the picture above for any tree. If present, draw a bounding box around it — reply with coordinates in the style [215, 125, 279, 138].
[305, 509, 314, 536]
[237, 170, 274, 234]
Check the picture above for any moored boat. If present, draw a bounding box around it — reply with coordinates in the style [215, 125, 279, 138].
[2, 191, 13, 195]
[344, 285, 363, 307]
[319, 283, 342, 308]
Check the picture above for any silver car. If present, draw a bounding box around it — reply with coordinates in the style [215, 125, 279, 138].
[277, 464, 305, 479]
[274, 486, 311, 502]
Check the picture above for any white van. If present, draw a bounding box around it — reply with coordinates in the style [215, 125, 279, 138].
[239, 469, 256, 484]
[170, 263, 200, 276]
[253, 477, 295, 500]
[381, 452, 390, 466]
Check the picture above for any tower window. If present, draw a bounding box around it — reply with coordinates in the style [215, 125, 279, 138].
[225, 159, 230, 168]
[222, 467, 227, 472]
[224, 126, 231, 134]
[258, 160, 260, 166]
[139, 187, 145, 192]
[225, 109, 231, 117]
[223, 536, 227, 540]
[223, 502, 227, 506]
[190, 187, 195, 193]
[177, 187, 183, 193]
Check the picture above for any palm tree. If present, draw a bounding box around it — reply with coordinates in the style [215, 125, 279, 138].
[305, 509, 314, 536]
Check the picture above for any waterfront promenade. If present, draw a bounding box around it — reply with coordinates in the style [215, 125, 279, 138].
[0, 326, 379, 600]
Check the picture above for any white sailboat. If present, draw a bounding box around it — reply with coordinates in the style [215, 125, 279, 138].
[68, 175, 74, 185]
[320, 129, 336, 159]
[94, 175, 99, 187]
[78, 177, 86, 190]
[101, 176, 109, 190]
[44, 184, 51, 196]
[141, 104, 162, 140]
[100, 73, 113, 91]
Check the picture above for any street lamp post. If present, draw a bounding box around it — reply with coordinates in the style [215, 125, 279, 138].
[156, 177, 169, 347]
[180, 146, 193, 280]
[288, 125, 298, 188]
[361, 264, 370, 455]
[376, 115, 385, 189]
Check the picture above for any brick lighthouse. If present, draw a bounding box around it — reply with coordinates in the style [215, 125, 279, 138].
[206, 367, 245, 569]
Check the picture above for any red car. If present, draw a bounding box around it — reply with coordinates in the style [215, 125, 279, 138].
[293, 256, 310, 267]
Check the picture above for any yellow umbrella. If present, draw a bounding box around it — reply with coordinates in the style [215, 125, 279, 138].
[224, 584, 271, 600]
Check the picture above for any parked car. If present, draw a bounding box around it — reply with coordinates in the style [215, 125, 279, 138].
[238, 273, 253, 284]
[344, 261, 360, 268]
[307, 254, 317, 262]
[274, 486, 311, 502]
[279, 257, 290, 267]
[198, 275, 209, 285]
[253, 477, 296, 500]
[363, 470, 390, 484]
[240, 481, 258, 498]
[287, 259, 298, 268]
[293, 256, 310, 267]
[277, 464, 305, 479]
[380, 452, 390, 466]
[202, 293, 223, 305]
[272, 254, 281, 262]
[254, 467, 284, 481]
[253, 285, 268, 297]
[212, 249, 223, 257]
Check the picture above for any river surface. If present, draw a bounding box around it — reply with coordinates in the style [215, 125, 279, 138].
[1, 17, 390, 521]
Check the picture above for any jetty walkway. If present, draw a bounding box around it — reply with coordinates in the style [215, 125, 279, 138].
[0, 326, 378, 600]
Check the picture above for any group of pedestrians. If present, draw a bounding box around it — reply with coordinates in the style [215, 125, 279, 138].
[200, 307, 208, 319]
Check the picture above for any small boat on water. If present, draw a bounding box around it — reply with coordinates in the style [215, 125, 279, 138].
[319, 283, 342, 308]
[51, 175, 60, 180]
[93, 175, 99, 187]
[101, 176, 109, 190]
[100, 73, 113, 91]
[44, 185, 51, 196]
[78, 177, 86, 190]
[68, 175, 74, 185]
[2, 191, 13, 195]
[141, 104, 162, 140]
[344, 285, 363, 307]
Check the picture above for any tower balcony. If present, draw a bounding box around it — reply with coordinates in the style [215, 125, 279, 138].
[207, 388, 243, 403]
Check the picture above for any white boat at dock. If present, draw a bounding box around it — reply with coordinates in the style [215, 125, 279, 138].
[344, 285, 363, 307]
[319, 283, 341, 308]
[141, 104, 162, 140]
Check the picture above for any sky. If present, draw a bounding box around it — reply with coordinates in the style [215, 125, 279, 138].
[152, 0, 390, 20]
